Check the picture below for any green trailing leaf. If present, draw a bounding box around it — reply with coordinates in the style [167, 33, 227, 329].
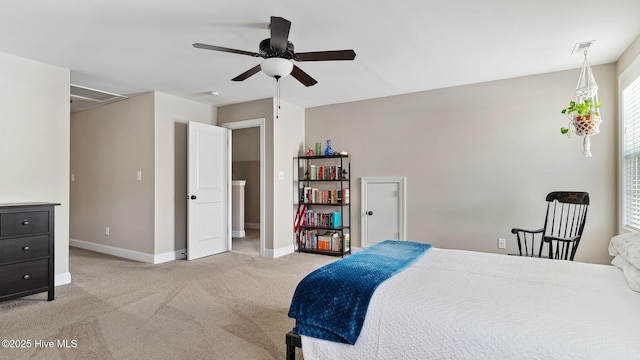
[561, 98, 602, 120]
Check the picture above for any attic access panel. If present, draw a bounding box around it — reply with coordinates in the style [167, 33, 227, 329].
[70, 84, 127, 113]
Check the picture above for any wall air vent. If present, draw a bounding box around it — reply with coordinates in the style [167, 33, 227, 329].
[70, 84, 127, 113]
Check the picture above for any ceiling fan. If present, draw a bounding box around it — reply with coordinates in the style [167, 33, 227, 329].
[193, 16, 356, 87]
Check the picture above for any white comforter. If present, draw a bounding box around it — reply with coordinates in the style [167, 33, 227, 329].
[301, 248, 640, 360]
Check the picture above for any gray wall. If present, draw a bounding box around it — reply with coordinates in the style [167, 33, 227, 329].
[70, 92, 216, 261]
[232, 127, 260, 226]
[71, 93, 156, 254]
[618, 33, 640, 76]
[306, 64, 617, 264]
[218, 98, 305, 256]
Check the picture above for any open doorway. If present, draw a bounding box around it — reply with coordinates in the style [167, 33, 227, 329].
[222, 118, 265, 257]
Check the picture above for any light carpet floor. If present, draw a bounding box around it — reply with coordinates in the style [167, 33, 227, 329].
[0, 246, 336, 360]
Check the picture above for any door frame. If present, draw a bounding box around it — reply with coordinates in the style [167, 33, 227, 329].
[222, 118, 266, 257]
[360, 176, 407, 247]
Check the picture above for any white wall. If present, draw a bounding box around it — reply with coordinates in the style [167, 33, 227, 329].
[0, 51, 70, 282]
[307, 64, 617, 264]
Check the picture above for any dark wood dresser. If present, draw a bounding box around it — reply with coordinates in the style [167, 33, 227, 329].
[0, 203, 59, 302]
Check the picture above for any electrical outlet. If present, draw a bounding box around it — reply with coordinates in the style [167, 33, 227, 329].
[106, 227, 110, 236]
[498, 238, 506, 249]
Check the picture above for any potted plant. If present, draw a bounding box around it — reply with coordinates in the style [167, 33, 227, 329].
[560, 99, 601, 137]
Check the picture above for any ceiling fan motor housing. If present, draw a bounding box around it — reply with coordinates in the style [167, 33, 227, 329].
[259, 38, 295, 59]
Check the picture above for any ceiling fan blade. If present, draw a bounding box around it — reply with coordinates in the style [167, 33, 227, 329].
[232, 65, 262, 81]
[193, 43, 260, 57]
[295, 50, 357, 62]
[270, 16, 291, 51]
[290, 65, 317, 87]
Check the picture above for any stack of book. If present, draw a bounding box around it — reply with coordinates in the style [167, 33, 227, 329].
[308, 165, 343, 180]
[301, 230, 350, 252]
[299, 187, 349, 204]
[303, 210, 342, 228]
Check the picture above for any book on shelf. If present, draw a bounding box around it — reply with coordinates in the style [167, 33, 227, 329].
[332, 211, 341, 228]
[300, 187, 311, 203]
[309, 165, 317, 180]
[318, 231, 339, 251]
[343, 233, 350, 252]
[302, 229, 318, 249]
[342, 188, 349, 204]
[331, 232, 341, 252]
[317, 238, 330, 251]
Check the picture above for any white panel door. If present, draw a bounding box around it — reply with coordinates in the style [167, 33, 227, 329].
[361, 177, 406, 247]
[187, 121, 230, 260]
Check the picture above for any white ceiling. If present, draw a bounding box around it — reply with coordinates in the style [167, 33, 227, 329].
[1, 0, 639, 109]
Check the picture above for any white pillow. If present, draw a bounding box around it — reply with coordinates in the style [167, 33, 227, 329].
[612, 255, 640, 292]
[609, 233, 640, 269]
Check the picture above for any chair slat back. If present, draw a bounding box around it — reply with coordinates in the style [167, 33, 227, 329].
[543, 192, 589, 260]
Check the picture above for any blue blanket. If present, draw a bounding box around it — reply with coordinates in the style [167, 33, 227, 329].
[288, 240, 431, 345]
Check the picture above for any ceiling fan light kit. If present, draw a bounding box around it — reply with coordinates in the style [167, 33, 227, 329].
[193, 16, 356, 87]
[261, 57, 293, 79]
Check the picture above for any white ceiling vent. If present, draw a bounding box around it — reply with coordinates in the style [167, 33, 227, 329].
[571, 41, 596, 55]
[70, 84, 127, 113]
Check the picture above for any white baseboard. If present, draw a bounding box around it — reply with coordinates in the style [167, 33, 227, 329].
[270, 243, 295, 258]
[245, 222, 260, 230]
[70, 238, 185, 264]
[232, 230, 246, 237]
[155, 249, 186, 263]
[55, 272, 71, 286]
[70, 238, 154, 263]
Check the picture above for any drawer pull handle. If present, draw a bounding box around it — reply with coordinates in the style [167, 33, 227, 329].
[22, 219, 30, 225]
[23, 275, 30, 280]
[22, 246, 30, 251]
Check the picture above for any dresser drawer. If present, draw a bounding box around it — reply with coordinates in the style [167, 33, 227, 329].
[0, 259, 49, 297]
[0, 211, 49, 237]
[0, 235, 49, 263]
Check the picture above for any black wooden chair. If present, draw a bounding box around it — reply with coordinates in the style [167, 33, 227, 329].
[511, 191, 589, 261]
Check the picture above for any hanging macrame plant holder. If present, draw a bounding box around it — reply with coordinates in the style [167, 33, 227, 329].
[564, 51, 601, 157]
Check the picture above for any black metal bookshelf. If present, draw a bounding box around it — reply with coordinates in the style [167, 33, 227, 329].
[296, 154, 351, 257]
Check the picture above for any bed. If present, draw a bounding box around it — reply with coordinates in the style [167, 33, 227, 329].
[287, 236, 640, 360]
